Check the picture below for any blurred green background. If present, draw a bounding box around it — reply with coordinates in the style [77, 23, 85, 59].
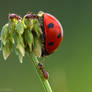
[0, 0, 92, 92]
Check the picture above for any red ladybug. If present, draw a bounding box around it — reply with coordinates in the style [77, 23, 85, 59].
[41, 13, 63, 56]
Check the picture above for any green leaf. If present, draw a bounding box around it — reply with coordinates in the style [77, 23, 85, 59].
[33, 36, 42, 57]
[15, 21, 24, 35]
[24, 29, 33, 52]
[8, 20, 15, 33]
[1, 24, 9, 45]
[14, 32, 24, 45]
[19, 55, 23, 63]
[16, 43, 25, 57]
[16, 44, 24, 63]
[9, 34, 15, 44]
[2, 40, 13, 60]
[31, 19, 42, 37]
[15, 32, 25, 55]
[23, 17, 31, 28]
[14, 32, 25, 63]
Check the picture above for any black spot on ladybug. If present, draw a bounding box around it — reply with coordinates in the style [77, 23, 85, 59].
[57, 33, 61, 38]
[48, 42, 54, 46]
[48, 23, 54, 28]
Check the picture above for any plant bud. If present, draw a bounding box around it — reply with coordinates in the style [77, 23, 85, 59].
[25, 14, 33, 19]
[8, 13, 22, 20]
[23, 17, 31, 28]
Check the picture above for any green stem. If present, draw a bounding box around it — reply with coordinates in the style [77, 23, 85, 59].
[31, 53, 52, 92]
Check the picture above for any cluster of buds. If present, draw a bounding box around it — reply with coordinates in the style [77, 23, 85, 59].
[0, 12, 44, 63]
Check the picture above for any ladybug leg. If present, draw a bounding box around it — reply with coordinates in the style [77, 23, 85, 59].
[41, 47, 49, 57]
[42, 48, 46, 57]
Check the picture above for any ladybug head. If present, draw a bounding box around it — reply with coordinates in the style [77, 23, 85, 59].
[41, 13, 63, 57]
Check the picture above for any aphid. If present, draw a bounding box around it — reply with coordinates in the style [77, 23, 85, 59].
[43, 71, 49, 79]
[38, 62, 44, 71]
[38, 63, 49, 79]
[41, 13, 63, 56]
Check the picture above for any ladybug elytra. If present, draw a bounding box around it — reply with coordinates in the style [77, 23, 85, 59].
[41, 13, 63, 56]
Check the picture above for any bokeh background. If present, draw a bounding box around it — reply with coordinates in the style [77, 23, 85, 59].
[0, 0, 92, 92]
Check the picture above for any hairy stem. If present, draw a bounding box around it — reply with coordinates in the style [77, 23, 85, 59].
[31, 53, 52, 92]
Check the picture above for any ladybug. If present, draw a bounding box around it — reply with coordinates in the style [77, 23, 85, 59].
[41, 13, 63, 56]
[38, 62, 44, 71]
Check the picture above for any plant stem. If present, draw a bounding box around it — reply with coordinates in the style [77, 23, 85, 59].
[31, 53, 52, 92]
